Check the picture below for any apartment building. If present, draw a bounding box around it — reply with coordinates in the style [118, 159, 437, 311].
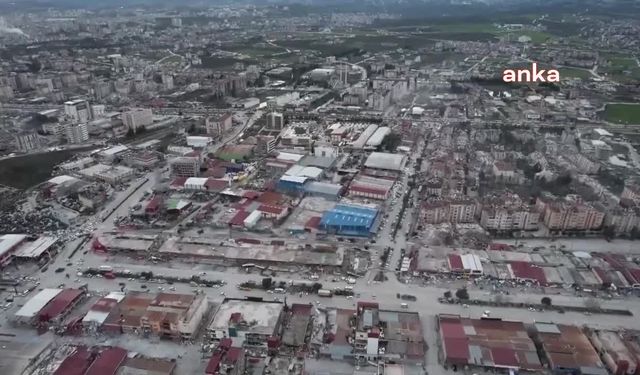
[421, 199, 477, 224]
[481, 194, 540, 231]
[536, 195, 605, 232]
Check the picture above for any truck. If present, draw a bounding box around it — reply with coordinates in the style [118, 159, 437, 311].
[318, 289, 333, 297]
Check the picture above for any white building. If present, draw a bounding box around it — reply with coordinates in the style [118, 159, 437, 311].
[64, 99, 93, 123]
[266, 112, 284, 130]
[122, 108, 153, 134]
[186, 136, 213, 148]
[65, 122, 89, 144]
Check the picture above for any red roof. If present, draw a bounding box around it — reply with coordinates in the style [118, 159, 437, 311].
[443, 337, 470, 364]
[257, 191, 284, 205]
[257, 204, 285, 215]
[509, 261, 547, 284]
[291, 303, 313, 315]
[487, 243, 513, 251]
[491, 347, 520, 368]
[145, 196, 162, 212]
[228, 210, 250, 226]
[89, 297, 119, 313]
[305, 216, 322, 229]
[53, 347, 93, 375]
[84, 347, 127, 375]
[205, 178, 227, 192]
[38, 289, 83, 322]
[170, 177, 187, 188]
[243, 191, 260, 199]
[448, 254, 463, 271]
[224, 347, 242, 364]
[205, 353, 222, 374]
[440, 320, 466, 339]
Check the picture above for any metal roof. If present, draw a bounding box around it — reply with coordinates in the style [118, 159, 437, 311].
[364, 152, 405, 171]
[13, 236, 58, 258]
[15, 288, 63, 318]
[365, 127, 391, 147]
[0, 234, 27, 258]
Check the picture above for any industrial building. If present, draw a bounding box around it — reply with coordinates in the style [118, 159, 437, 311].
[320, 204, 379, 236]
[437, 314, 543, 372]
[78, 163, 135, 184]
[532, 322, 607, 375]
[15, 288, 85, 326]
[0, 234, 28, 267]
[207, 298, 284, 347]
[363, 152, 406, 177]
[101, 291, 209, 340]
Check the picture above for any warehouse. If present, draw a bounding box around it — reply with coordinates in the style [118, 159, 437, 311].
[184, 177, 209, 191]
[365, 126, 391, 148]
[304, 181, 343, 200]
[13, 236, 58, 260]
[0, 234, 28, 267]
[364, 152, 406, 172]
[438, 314, 543, 372]
[532, 322, 606, 375]
[37, 288, 84, 324]
[277, 175, 308, 193]
[15, 288, 63, 321]
[350, 124, 379, 149]
[284, 165, 324, 180]
[320, 204, 379, 236]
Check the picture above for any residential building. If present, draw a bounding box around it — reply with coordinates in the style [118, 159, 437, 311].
[65, 122, 89, 144]
[480, 193, 540, 231]
[206, 113, 233, 136]
[536, 194, 605, 232]
[122, 108, 153, 134]
[15, 132, 41, 152]
[622, 183, 640, 205]
[256, 135, 277, 154]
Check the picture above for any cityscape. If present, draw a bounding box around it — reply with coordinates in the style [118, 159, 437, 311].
[1, 0, 640, 374]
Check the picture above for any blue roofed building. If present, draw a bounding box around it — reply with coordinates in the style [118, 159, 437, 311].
[320, 204, 379, 237]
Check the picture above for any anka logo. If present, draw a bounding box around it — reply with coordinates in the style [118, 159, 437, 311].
[503, 63, 560, 83]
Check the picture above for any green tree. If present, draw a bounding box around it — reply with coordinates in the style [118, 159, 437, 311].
[455, 288, 470, 300]
[541, 296, 552, 306]
[261, 277, 272, 289]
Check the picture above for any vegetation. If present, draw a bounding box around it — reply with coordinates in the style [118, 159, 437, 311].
[603, 104, 640, 125]
[541, 296, 552, 306]
[455, 288, 470, 300]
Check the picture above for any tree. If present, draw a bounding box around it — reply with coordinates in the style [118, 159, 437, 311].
[631, 227, 639, 241]
[443, 291, 452, 299]
[541, 296, 552, 306]
[261, 277, 272, 290]
[455, 288, 469, 300]
[603, 225, 616, 241]
[380, 132, 402, 152]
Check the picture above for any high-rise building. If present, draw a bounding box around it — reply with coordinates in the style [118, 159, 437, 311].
[266, 112, 284, 130]
[64, 99, 93, 123]
[65, 122, 89, 144]
[14, 132, 41, 152]
[206, 113, 233, 136]
[122, 108, 153, 134]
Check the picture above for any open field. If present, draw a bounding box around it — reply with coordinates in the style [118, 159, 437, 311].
[559, 67, 592, 79]
[603, 104, 640, 125]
